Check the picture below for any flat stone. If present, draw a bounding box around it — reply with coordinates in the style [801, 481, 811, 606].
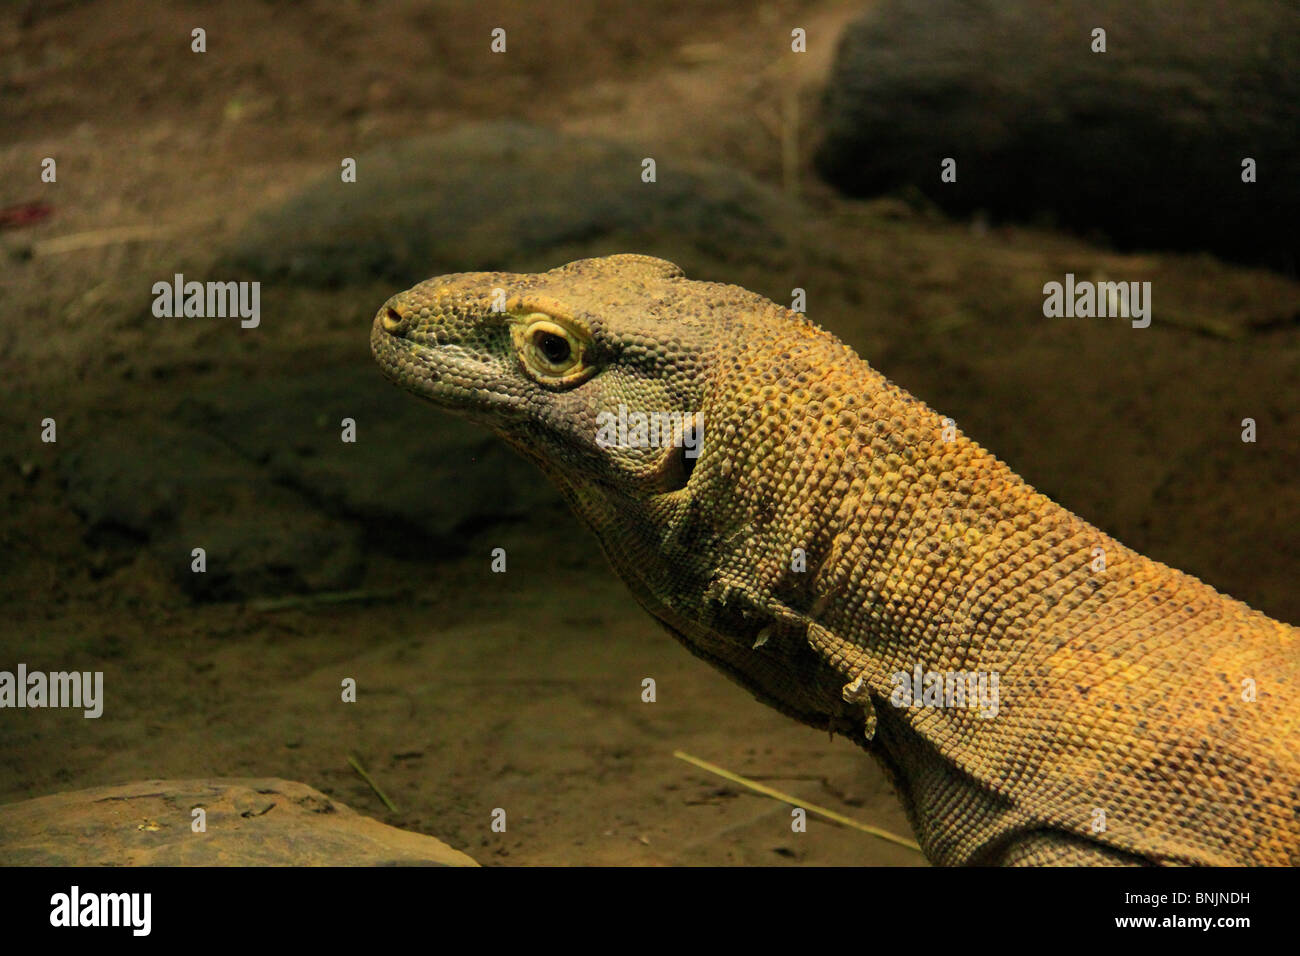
[0, 778, 477, 866]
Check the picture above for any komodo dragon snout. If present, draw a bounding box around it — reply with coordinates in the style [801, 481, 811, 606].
[371, 254, 1300, 867]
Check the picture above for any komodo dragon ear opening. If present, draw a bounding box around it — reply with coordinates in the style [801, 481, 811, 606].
[652, 444, 696, 493]
[656, 420, 701, 492]
[679, 445, 698, 483]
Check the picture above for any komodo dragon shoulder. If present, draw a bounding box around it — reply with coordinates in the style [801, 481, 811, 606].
[370, 253, 1300, 866]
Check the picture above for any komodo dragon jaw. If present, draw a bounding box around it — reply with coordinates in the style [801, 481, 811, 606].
[371, 254, 1300, 867]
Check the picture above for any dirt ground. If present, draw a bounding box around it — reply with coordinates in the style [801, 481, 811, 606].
[1, 0, 1297, 866]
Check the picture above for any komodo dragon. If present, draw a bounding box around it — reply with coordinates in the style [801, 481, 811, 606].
[370, 254, 1299, 866]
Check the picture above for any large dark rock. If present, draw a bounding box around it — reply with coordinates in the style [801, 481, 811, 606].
[60, 425, 366, 600]
[174, 365, 562, 555]
[223, 120, 800, 288]
[59, 365, 561, 601]
[0, 779, 477, 865]
[815, 0, 1300, 267]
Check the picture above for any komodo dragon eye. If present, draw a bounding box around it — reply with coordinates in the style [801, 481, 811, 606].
[511, 313, 596, 388]
[537, 331, 570, 364]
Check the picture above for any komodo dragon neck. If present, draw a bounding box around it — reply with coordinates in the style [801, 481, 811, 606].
[371, 254, 1300, 866]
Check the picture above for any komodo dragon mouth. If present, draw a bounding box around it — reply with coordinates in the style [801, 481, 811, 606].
[372, 312, 501, 414]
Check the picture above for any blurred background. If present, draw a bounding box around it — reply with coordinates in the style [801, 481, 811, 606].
[1, 0, 1296, 865]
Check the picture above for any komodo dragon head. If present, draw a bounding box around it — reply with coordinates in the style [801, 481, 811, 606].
[372, 254, 721, 496]
[371, 253, 864, 728]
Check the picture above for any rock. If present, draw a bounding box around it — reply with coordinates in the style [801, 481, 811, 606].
[174, 365, 563, 555]
[59, 425, 365, 600]
[222, 120, 800, 287]
[162, 504, 365, 602]
[815, 0, 1300, 268]
[0, 779, 477, 866]
[59, 363, 562, 600]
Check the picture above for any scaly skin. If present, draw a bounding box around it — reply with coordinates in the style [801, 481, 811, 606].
[370, 254, 1300, 866]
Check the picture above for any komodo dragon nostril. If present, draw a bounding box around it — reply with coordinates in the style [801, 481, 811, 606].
[381, 303, 407, 335]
